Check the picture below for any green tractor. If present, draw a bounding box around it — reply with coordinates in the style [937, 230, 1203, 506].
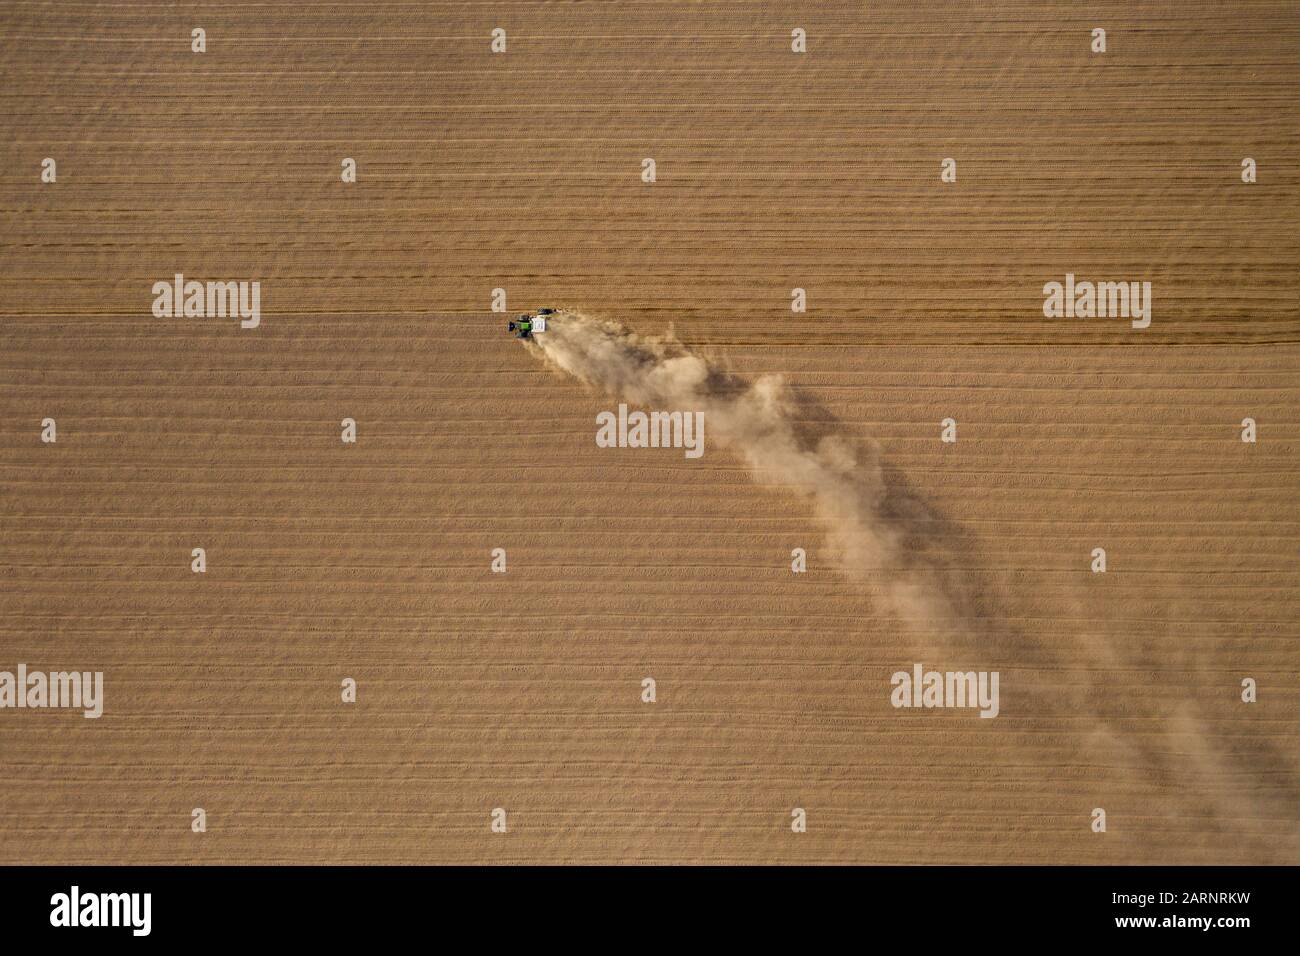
[507, 308, 556, 339]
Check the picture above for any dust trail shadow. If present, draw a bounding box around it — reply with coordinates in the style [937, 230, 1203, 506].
[770, 361, 1296, 855]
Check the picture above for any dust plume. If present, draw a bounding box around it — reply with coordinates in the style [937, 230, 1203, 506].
[526, 312, 1296, 853]
[526, 311, 956, 629]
